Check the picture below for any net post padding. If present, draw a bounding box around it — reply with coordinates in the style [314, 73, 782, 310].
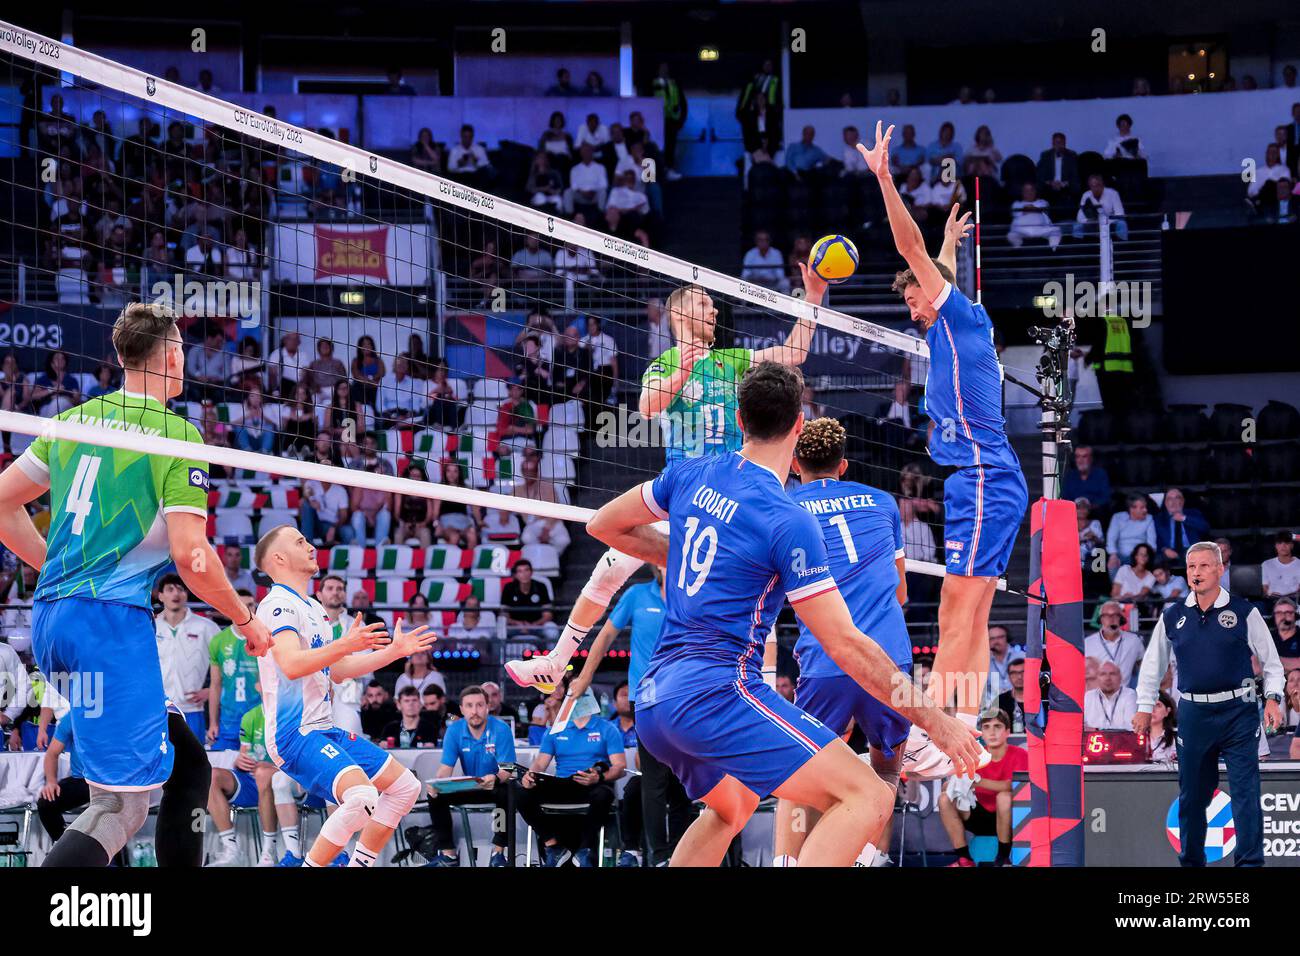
[1022, 497, 1084, 867]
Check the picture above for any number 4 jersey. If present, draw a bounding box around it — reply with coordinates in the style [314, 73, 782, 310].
[14, 391, 209, 608]
[637, 451, 837, 707]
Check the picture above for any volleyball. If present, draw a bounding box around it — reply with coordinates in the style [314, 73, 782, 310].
[809, 234, 859, 284]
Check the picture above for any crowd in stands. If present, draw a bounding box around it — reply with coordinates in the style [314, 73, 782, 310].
[1246, 100, 1300, 223]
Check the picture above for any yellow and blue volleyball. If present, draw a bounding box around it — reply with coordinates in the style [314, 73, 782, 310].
[809, 234, 859, 284]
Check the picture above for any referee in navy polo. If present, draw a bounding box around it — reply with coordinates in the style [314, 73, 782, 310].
[1134, 541, 1285, 867]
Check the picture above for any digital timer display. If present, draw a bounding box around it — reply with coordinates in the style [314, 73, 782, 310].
[1082, 730, 1149, 764]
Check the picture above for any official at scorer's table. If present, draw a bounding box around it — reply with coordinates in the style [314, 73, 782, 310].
[1134, 541, 1285, 868]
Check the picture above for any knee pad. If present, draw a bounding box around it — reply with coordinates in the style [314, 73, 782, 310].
[580, 547, 644, 606]
[272, 771, 295, 805]
[372, 770, 422, 829]
[319, 784, 378, 846]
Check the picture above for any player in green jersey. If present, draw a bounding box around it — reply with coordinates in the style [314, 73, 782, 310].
[0, 303, 272, 868]
[507, 269, 828, 692]
[208, 589, 263, 750]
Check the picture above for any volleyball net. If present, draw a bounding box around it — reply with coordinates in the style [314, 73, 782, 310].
[0, 21, 1029, 668]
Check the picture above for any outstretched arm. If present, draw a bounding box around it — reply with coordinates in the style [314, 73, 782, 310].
[752, 263, 827, 366]
[271, 619, 389, 682]
[937, 205, 972, 279]
[331, 620, 435, 682]
[858, 122, 948, 304]
[587, 484, 670, 567]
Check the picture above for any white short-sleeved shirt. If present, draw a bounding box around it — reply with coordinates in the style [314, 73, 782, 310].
[1263, 557, 1300, 597]
[155, 609, 221, 714]
[257, 583, 336, 746]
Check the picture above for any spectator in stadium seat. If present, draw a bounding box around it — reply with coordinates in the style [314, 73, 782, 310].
[625, 111, 661, 162]
[1286, 105, 1300, 177]
[1073, 174, 1128, 241]
[1151, 563, 1188, 608]
[515, 335, 555, 409]
[502, 558, 558, 642]
[545, 67, 576, 96]
[526, 150, 564, 213]
[1084, 661, 1137, 730]
[301, 472, 350, 547]
[449, 597, 495, 643]
[1285, 65, 1299, 89]
[998, 658, 1027, 733]
[1084, 656, 1100, 693]
[393, 649, 446, 699]
[411, 128, 444, 174]
[30, 350, 81, 417]
[360, 680, 400, 742]
[1215, 538, 1235, 592]
[741, 230, 789, 293]
[426, 360, 466, 431]
[988, 624, 1025, 695]
[1106, 495, 1155, 571]
[1148, 691, 1178, 765]
[1104, 114, 1146, 161]
[305, 338, 347, 398]
[582, 316, 618, 409]
[394, 462, 435, 548]
[510, 235, 555, 283]
[576, 113, 610, 153]
[1076, 497, 1107, 589]
[1113, 543, 1157, 608]
[377, 355, 428, 427]
[1263, 530, 1300, 601]
[86, 364, 116, 400]
[350, 335, 386, 410]
[380, 686, 441, 749]
[234, 386, 274, 455]
[1269, 598, 1300, 671]
[384, 68, 416, 96]
[1257, 177, 1298, 223]
[470, 239, 501, 299]
[939, 710, 1026, 867]
[222, 546, 255, 595]
[926, 122, 963, 182]
[497, 379, 538, 455]
[1036, 132, 1080, 214]
[584, 71, 611, 97]
[1154, 488, 1208, 567]
[278, 384, 317, 458]
[516, 685, 626, 867]
[538, 111, 575, 175]
[775, 673, 796, 703]
[840, 125, 869, 176]
[889, 124, 926, 179]
[605, 169, 652, 244]
[1248, 143, 1289, 201]
[432, 461, 481, 550]
[784, 125, 831, 178]
[964, 125, 1002, 178]
[899, 167, 937, 223]
[1007, 183, 1061, 250]
[604, 122, 631, 177]
[1061, 446, 1111, 513]
[448, 124, 492, 184]
[348, 471, 394, 548]
[555, 231, 600, 285]
[553, 327, 593, 410]
[154, 573, 221, 739]
[515, 451, 572, 556]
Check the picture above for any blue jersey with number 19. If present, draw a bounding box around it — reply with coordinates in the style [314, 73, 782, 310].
[789, 478, 912, 676]
[637, 452, 837, 707]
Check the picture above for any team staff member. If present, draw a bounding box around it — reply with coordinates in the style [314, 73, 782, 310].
[568, 564, 695, 867]
[1134, 541, 1284, 867]
[155, 573, 220, 739]
[424, 685, 516, 867]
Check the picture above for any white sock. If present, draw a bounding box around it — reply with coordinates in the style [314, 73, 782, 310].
[772, 854, 798, 868]
[854, 842, 878, 867]
[957, 712, 980, 730]
[349, 842, 380, 868]
[282, 825, 300, 856]
[550, 621, 591, 669]
[303, 855, 322, 867]
[220, 829, 238, 849]
[260, 832, 278, 859]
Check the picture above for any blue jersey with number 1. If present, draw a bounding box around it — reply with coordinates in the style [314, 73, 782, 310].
[788, 479, 912, 676]
[637, 452, 838, 707]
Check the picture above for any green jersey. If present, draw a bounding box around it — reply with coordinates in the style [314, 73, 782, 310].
[210, 626, 261, 740]
[641, 346, 752, 462]
[239, 703, 270, 764]
[15, 391, 209, 608]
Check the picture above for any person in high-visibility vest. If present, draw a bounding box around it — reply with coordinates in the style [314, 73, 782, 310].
[1083, 313, 1135, 417]
[652, 62, 688, 179]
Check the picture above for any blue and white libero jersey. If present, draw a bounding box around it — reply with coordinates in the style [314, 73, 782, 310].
[256, 583, 335, 755]
[637, 452, 837, 706]
[922, 282, 1020, 471]
[788, 478, 912, 676]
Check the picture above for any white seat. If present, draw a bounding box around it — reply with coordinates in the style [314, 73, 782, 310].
[56, 268, 90, 303]
[257, 507, 297, 533]
[461, 401, 499, 432]
[541, 423, 580, 455]
[539, 452, 576, 485]
[548, 400, 585, 429]
[214, 511, 254, 542]
[472, 378, 509, 403]
[521, 543, 560, 577]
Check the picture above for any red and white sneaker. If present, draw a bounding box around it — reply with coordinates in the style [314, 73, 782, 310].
[901, 725, 991, 781]
[946, 856, 976, 868]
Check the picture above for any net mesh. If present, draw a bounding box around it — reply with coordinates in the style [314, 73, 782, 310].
[0, 26, 1006, 692]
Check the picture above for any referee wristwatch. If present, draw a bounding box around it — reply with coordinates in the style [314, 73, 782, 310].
[1265, 692, 1283, 704]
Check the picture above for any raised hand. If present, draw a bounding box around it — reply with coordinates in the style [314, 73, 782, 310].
[944, 206, 974, 248]
[343, 619, 390, 654]
[855, 120, 895, 178]
[797, 261, 829, 306]
[391, 619, 436, 657]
